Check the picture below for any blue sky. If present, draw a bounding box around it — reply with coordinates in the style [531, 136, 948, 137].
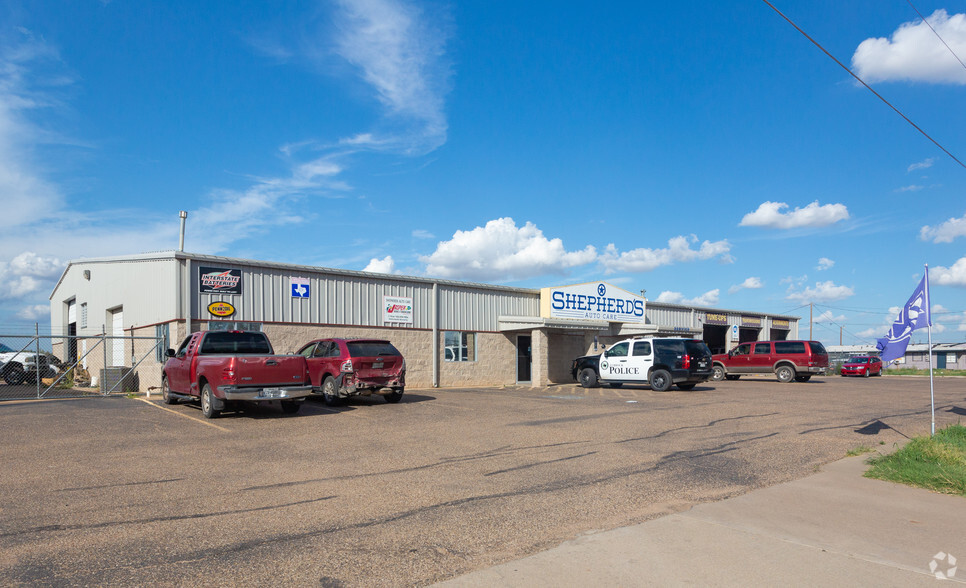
[1, 0, 965, 344]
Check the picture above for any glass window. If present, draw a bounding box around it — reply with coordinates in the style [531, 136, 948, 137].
[298, 342, 317, 358]
[444, 331, 476, 362]
[632, 341, 652, 356]
[606, 342, 629, 357]
[155, 324, 170, 362]
[754, 343, 771, 354]
[807, 341, 828, 354]
[733, 343, 751, 356]
[774, 341, 806, 354]
[347, 341, 401, 357]
[80, 303, 88, 329]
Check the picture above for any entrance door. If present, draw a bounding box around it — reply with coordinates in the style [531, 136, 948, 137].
[110, 308, 125, 366]
[516, 335, 532, 383]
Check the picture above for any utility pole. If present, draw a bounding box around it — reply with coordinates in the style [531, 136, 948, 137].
[840, 325, 843, 345]
[809, 303, 813, 340]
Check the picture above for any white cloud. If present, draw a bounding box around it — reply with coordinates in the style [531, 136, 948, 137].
[932, 257, 966, 286]
[420, 218, 597, 281]
[333, 0, 452, 154]
[739, 201, 850, 229]
[920, 212, 966, 243]
[728, 276, 762, 294]
[852, 10, 966, 85]
[0, 31, 69, 229]
[816, 310, 846, 323]
[816, 257, 835, 271]
[655, 289, 720, 307]
[896, 185, 924, 193]
[785, 280, 855, 303]
[363, 255, 396, 274]
[412, 229, 435, 239]
[0, 252, 62, 298]
[16, 304, 48, 320]
[908, 158, 935, 172]
[599, 235, 731, 274]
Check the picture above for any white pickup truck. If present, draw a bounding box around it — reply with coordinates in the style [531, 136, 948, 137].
[0, 344, 59, 385]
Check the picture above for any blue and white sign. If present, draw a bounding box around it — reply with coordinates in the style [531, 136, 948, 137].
[290, 277, 310, 298]
[542, 282, 646, 323]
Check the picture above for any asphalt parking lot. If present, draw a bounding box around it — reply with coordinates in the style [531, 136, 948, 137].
[1, 375, 963, 587]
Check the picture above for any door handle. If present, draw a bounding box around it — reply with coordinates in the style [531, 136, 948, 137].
[266, 360, 278, 366]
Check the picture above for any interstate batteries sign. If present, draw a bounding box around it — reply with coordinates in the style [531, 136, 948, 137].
[540, 282, 646, 323]
[199, 267, 242, 294]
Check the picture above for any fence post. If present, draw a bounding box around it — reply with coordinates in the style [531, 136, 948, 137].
[35, 323, 41, 399]
[102, 325, 107, 395]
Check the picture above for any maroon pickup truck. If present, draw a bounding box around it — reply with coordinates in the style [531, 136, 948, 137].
[161, 330, 312, 418]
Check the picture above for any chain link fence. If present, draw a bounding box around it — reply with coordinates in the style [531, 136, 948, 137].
[1, 331, 166, 401]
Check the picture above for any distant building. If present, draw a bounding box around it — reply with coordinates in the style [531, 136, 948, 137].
[826, 343, 966, 370]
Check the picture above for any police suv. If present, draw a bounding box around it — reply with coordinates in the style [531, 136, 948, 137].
[571, 337, 714, 392]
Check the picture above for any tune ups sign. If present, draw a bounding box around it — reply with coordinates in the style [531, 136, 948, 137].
[540, 282, 646, 323]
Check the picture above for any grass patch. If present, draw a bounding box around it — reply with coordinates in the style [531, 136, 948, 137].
[846, 445, 874, 457]
[865, 424, 966, 497]
[883, 368, 966, 377]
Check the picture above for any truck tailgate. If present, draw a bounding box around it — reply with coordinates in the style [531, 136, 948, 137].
[232, 355, 307, 387]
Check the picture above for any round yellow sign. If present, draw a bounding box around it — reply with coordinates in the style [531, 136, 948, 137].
[207, 301, 236, 317]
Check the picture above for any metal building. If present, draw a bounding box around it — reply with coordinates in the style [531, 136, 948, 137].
[48, 251, 800, 390]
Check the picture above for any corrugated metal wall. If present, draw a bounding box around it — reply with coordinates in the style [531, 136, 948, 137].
[194, 261, 540, 332]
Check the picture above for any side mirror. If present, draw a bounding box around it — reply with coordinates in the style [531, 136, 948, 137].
[164, 349, 175, 358]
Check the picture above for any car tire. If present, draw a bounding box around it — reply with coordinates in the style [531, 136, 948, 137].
[578, 368, 598, 388]
[677, 383, 696, 391]
[321, 376, 342, 406]
[281, 400, 301, 414]
[711, 365, 725, 381]
[201, 383, 220, 419]
[3, 363, 26, 386]
[384, 389, 404, 403]
[161, 375, 176, 405]
[649, 369, 672, 392]
[864, 369, 870, 378]
[775, 365, 795, 383]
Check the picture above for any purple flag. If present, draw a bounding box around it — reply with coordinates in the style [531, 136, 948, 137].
[876, 271, 931, 363]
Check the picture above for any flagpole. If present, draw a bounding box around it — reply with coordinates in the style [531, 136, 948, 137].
[925, 264, 935, 436]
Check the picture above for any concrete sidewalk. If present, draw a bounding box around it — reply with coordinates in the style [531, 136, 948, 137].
[435, 456, 966, 586]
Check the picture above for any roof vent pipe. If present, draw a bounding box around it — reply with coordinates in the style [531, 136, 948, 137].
[178, 210, 188, 251]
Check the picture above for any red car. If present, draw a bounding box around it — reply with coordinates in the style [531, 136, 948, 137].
[297, 338, 406, 405]
[840, 355, 883, 377]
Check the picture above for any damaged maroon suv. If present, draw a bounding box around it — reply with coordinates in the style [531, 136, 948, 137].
[297, 338, 406, 405]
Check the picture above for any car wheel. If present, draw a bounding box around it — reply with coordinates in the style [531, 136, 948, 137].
[3, 363, 26, 386]
[281, 400, 301, 414]
[161, 375, 176, 405]
[711, 365, 725, 381]
[201, 383, 220, 419]
[578, 368, 598, 388]
[321, 376, 342, 406]
[864, 369, 870, 378]
[384, 389, 404, 403]
[677, 383, 696, 391]
[775, 365, 795, 383]
[649, 369, 672, 392]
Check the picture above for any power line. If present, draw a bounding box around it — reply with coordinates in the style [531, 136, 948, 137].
[760, 0, 966, 171]
[906, 0, 966, 74]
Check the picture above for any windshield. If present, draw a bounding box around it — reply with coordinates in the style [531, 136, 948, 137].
[847, 356, 868, 364]
[0, 343, 15, 353]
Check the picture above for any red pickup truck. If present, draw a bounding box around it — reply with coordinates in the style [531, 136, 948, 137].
[161, 331, 312, 418]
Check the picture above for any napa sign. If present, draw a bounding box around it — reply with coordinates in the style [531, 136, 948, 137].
[540, 282, 646, 323]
